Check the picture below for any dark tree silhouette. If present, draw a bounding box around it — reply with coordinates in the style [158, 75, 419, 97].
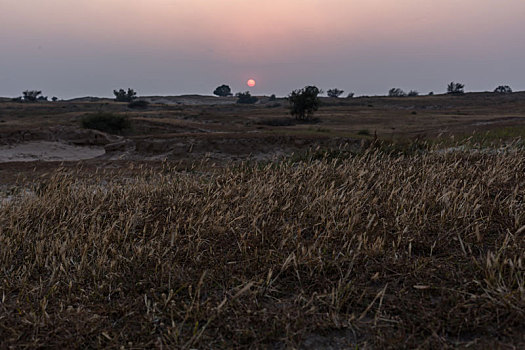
[327, 88, 344, 98]
[114, 88, 137, 102]
[347, 92, 355, 98]
[494, 85, 512, 94]
[287, 86, 322, 121]
[269, 94, 277, 101]
[407, 90, 419, 97]
[52, 97, 58, 102]
[22, 90, 42, 102]
[447, 82, 465, 95]
[236, 91, 258, 104]
[213, 85, 233, 97]
[388, 88, 406, 97]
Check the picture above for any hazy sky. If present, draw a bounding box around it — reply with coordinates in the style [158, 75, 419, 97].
[1, 0, 524, 98]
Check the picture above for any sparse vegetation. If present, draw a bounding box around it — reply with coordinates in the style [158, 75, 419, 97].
[288, 85, 321, 121]
[52, 97, 58, 102]
[447, 82, 465, 95]
[128, 99, 150, 109]
[113, 88, 137, 102]
[388, 88, 407, 97]
[269, 94, 277, 101]
[80, 112, 130, 134]
[1, 145, 524, 348]
[327, 88, 344, 98]
[347, 92, 355, 98]
[213, 84, 233, 97]
[236, 91, 258, 104]
[494, 85, 512, 94]
[407, 90, 419, 96]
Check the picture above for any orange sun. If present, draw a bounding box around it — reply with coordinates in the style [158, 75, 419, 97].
[247, 79, 256, 87]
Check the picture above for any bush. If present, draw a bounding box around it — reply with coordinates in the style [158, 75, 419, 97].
[114, 88, 137, 102]
[81, 113, 130, 134]
[52, 97, 58, 102]
[388, 88, 407, 97]
[494, 85, 512, 94]
[269, 94, 277, 101]
[408, 90, 419, 97]
[327, 88, 344, 98]
[128, 100, 150, 109]
[288, 86, 321, 121]
[347, 92, 355, 98]
[236, 91, 258, 104]
[22, 90, 42, 102]
[447, 82, 465, 95]
[214, 85, 233, 97]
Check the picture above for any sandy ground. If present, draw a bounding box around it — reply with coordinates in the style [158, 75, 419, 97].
[0, 141, 105, 163]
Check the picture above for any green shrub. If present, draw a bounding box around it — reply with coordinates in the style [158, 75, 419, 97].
[81, 113, 130, 134]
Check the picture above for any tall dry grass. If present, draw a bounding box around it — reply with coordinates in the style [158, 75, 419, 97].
[1, 148, 524, 348]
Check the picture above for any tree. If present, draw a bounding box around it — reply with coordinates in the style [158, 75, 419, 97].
[52, 97, 58, 102]
[494, 85, 512, 94]
[269, 94, 277, 101]
[407, 90, 419, 97]
[287, 86, 322, 121]
[447, 82, 465, 95]
[213, 85, 233, 97]
[388, 88, 406, 97]
[22, 90, 42, 102]
[347, 92, 355, 98]
[327, 88, 344, 98]
[236, 91, 258, 104]
[113, 88, 137, 102]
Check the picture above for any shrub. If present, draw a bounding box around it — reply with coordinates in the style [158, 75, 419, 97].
[236, 91, 258, 104]
[494, 85, 512, 94]
[52, 97, 58, 102]
[327, 88, 344, 98]
[113, 88, 137, 102]
[388, 88, 407, 97]
[347, 92, 355, 98]
[428, 91, 434, 96]
[447, 82, 465, 95]
[408, 90, 419, 97]
[128, 100, 150, 109]
[288, 86, 321, 121]
[214, 85, 233, 97]
[269, 94, 277, 101]
[22, 90, 42, 102]
[81, 113, 130, 134]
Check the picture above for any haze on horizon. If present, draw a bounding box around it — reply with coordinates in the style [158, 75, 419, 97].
[1, 0, 524, 99]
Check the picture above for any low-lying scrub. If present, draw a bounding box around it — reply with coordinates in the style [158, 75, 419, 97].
[80, 112, 130, 134]
[0, 147, 524, 348]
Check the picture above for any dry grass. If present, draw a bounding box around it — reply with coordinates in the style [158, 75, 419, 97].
[1, 146, 524, 348]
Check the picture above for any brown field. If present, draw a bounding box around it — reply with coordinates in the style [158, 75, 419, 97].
[0, 93, 524, 348]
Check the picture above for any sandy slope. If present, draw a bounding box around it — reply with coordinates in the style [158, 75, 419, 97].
[0, 141, 105, 162]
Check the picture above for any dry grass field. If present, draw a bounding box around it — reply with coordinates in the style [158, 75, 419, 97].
[1, 93, 524, 348]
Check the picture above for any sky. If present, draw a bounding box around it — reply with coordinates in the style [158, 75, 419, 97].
[1, 0, 524, 98]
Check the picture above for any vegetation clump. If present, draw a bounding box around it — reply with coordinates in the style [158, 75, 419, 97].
[213, 84, 233, 97]
[113, 88, 137, 102]
[388, 88, 407, 97]
[327, 88, 344, 98]
[288, 85, 321, 121]
[236, 91, 258, 104]
[81, 112, 130, 134]
[447, 82, 465, 95]
[494, 85, 512, 94]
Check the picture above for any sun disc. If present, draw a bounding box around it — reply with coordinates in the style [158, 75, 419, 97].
[247, 79, 256, 87]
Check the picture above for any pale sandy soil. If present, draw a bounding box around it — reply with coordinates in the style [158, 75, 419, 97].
[0, 141, 105, 163]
